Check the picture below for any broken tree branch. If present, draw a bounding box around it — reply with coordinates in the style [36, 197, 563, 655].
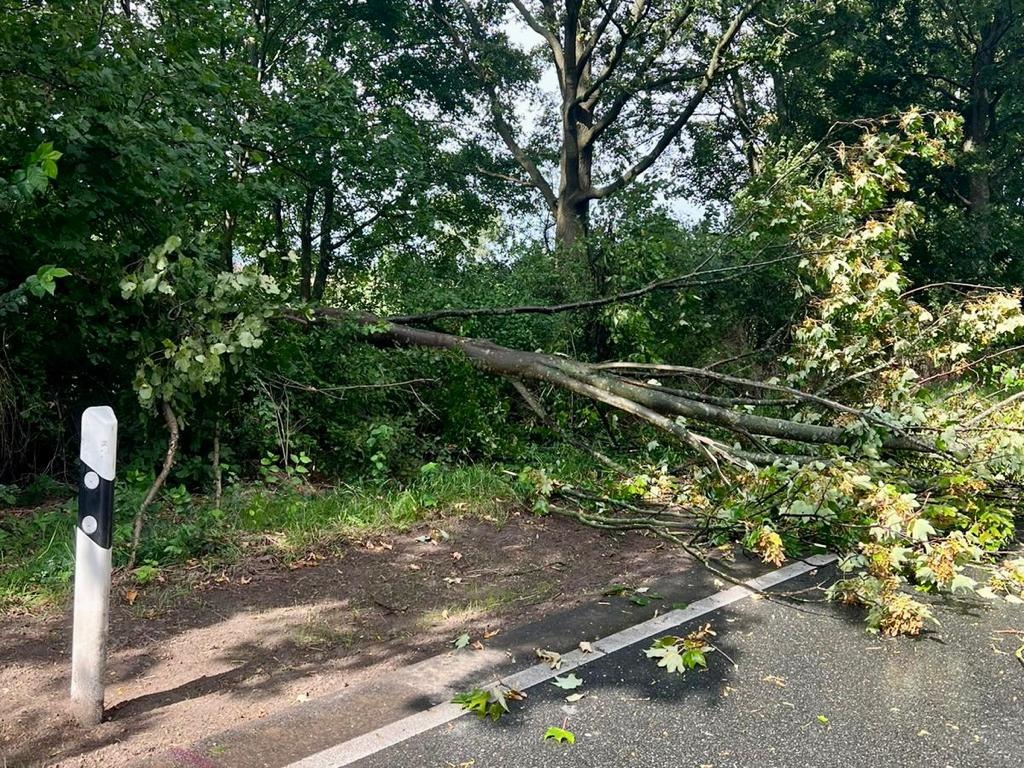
[387, 252, 798, 324]
[288, 310, 937, 465]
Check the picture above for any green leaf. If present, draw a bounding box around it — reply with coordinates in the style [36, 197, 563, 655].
[681, 648, 707, 670]
[909, 518, 936, 542]
[543, 727, 575, 744]
[551, 673, 583, 690]
[650, 635, 679, 648]
[451, 689, 491, 718]
[453, 633, 470, 650]
[602, 584, 631, 596]
[656, 648, 686, 674]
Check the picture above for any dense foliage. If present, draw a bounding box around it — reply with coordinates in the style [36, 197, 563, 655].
[1, 0, 1022, 628]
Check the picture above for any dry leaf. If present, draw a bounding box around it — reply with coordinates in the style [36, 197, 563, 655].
[578, 641, 594, 654]
[470, 641, 485, 651]
[483, 628, 501, 639]
[123, 589, 138, 606]
[451, 551, 463, 561]
[535, 648, 562, 669]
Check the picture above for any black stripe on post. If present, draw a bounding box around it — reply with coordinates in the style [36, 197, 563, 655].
[78, 462, 114, 549]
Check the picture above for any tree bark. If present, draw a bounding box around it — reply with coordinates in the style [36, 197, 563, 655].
[312, 162, 336, 302]
[298, 188, 316, 300]
[272, 197, 287, 280]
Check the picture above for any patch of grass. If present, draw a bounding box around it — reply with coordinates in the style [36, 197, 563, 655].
[0, 504, 75, 612]
[0, 463, 530, 614]
[234, 463, 524, 553]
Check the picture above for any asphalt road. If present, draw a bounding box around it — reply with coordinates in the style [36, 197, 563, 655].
[349, 569, 1024, 768]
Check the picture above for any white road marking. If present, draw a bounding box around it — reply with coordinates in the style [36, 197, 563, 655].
[282, 554, 837, 768]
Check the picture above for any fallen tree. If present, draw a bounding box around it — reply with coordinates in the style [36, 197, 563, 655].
[119, 113, 1024, 634]
[301, 309, 936, 468]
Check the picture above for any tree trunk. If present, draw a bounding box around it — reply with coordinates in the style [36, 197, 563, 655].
[312, 164, 336, 302]
[298, 189, 316, 300]
[555, 0, 587, 255]
[729, 70, 761, 176]
[965, 83, 993, 228]
[554, 194, 588, 251]
[963, 6, 1011, 243]
[272, 197, 287, 280]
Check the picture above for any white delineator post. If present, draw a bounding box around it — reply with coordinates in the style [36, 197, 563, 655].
[71, 406, 118, 727]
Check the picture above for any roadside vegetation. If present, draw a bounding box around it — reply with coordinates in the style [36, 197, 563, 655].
[0, 460, 552, 612]
[2, 1, 1023, 638]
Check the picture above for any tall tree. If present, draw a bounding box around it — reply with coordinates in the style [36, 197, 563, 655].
[433, 0, 762, 268]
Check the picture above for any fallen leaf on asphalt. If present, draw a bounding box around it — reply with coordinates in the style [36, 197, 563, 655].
[536, 648, 562, 669]
[551, 674, 583, 690]
[565, 693, 585, 703]
[762, 675, 787, 687]
[578, 641, 593, 654]
[543, 727, 575, 744]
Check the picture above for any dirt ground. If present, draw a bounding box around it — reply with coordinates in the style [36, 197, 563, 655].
[0, 512, 689, 767]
